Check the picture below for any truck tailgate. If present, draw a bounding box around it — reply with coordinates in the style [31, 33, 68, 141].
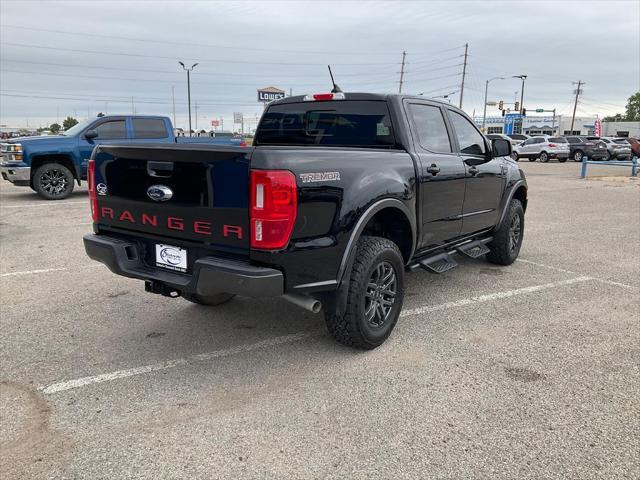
[92, 144, 251, 256]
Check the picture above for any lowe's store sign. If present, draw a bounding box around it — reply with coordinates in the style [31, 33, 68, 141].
[257, 88, 285, 102]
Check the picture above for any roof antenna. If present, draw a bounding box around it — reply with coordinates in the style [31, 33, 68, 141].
[328, 65, 342, 93]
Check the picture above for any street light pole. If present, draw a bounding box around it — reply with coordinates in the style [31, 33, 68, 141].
[179, 61, 198, 137]
[513, 75, 527, 114]
[482, 77, 504, 133]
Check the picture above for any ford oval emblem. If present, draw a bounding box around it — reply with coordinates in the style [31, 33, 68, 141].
[147, 185, 173, 202]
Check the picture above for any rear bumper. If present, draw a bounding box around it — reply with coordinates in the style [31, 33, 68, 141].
[83, 234, 284, 298]
[0, 165, 30, 186]
[548, 151, 569, 158]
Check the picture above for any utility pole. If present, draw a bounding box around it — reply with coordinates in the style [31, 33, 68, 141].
[570, 80, 583, 134]
[131, 97, 135, 115]
[194, 101, 198, 131]
[171, 86, 176, 127]
[398, 51, 406, 94]
[458, 43, 468, 109]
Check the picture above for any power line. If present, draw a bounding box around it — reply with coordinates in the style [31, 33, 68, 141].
[2, 24, 456, 57]
[1, 42, 401, 67]
[0, 58, 400, 79]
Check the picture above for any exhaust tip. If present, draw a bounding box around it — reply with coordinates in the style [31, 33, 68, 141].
[310, 301, 322, 314]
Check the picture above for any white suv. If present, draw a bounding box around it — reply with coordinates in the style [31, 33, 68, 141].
[512, 136, 570, 162]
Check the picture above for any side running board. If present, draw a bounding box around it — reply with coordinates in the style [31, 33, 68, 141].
[408, 237, 493, 274]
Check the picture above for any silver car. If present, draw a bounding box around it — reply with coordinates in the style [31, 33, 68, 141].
[512, 136, 570, 162]
[586, 137, 632, 160]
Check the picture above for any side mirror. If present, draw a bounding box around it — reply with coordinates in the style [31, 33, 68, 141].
[492, 138, 512, 158]
[84, 129, 98, 140]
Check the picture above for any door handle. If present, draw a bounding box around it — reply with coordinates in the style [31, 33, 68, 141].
[426, 164, 440, 175]
[468, 166, 479, 176]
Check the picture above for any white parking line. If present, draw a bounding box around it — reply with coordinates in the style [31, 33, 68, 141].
[0, 201, 87, 208]
[0, 264, 103, 277]
[41, 331, 316, 394]
[400, 276, 592, 318]
[40, 276, 594, 395]
[0, 267, 68, 277]
[517, 258, 638, 290]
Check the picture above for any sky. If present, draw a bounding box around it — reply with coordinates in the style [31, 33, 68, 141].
[0, 0, 638, 131]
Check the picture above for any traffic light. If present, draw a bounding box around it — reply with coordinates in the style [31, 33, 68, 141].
[514, 101, 519, 112]
[522, 108, 527, 116]
[498, 100, 504, 110]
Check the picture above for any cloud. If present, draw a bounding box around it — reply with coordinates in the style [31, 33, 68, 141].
[1, 0, 638, 128]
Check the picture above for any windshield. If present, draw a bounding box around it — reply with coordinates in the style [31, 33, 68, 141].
[255, 100, 397, 148]
[62, 119, 94, 136]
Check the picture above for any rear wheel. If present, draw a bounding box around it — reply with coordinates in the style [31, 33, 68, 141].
[33, 163, 75, 200]
[181, 292, 235, 306]
[573, 150, 584, 162]
[486, 199, 524, 266]
[604, 152, 611, 161]
[558, 157, 567, 163]
[324, 236, 404, 349]
[528, 156, 536, 162]
[539, 152, 549, 163]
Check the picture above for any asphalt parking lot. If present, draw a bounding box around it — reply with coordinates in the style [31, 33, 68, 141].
[1, 161, 638, 479]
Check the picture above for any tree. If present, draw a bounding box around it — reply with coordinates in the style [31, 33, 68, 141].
[63, 116, 78, 130]
[49, 123, 61, 134]
[602, 92, 639, 122]
[625, 92, 640, 121]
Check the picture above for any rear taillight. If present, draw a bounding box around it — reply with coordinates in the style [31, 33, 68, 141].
[240, 140, 247, 147]
[87, 159, 98, 222]
[548, 143, 557, 147]
[250, 169, 297, 250]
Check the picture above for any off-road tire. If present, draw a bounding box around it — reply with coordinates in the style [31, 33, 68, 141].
[181, 292, 235, 306]
[324, 236, 405, 350]
[33, 163, 75, 200]
[486, 198, 524, 266]
[573, 150, 584, 162]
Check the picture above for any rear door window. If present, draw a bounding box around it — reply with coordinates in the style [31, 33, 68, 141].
[408, 103, 451, 153]
[94, 120, 126, 140]
[255, 100, 396, 148]
[133, 118, 167, 139]
[448, 111, 486, 155]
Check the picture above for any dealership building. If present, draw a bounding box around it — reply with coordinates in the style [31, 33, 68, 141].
[474, 115, 640, 138]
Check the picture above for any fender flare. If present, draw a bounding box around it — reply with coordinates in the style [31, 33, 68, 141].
[336, 198, 416, 286]
[495, 180, 527, 230]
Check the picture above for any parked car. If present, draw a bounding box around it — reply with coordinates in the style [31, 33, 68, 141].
[83, 92, 527, 350]
[564, 136, 609, 162]
[486, 133, 514, 145]
[0, 115, 247, 199]
[506, 133, 531, 145]
[511, 136, 570, 162]
[613, 138, 639, 158]
[586, 136, 632, 160]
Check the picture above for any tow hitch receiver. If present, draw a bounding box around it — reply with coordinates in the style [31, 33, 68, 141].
[145, 280, 180, 298]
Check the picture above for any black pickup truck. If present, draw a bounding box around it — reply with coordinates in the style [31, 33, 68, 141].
[84, 92, 527, 349]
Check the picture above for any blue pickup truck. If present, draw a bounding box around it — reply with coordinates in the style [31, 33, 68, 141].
[0, 115, 246, 199]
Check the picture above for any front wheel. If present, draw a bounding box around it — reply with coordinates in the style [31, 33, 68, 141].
[181, 292, 235, 306]
[573, 150, 584, 162]
[324, 236, 405, 350]
[486, 199, 524, 266]
[33, 163, 75, 200]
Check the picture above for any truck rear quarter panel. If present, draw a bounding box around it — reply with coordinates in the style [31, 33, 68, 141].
[249, 146, 417, 291]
